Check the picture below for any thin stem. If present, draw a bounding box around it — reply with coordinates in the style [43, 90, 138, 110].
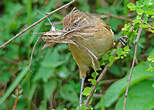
[93, 13, 132, 21]
[0, 0, 76, 49]
[0, 55, 18, 65]
[123, 27, 143, 110]
[12, 87, 20, 110]
[28, 37, 41, 69]
[85, 65, 108, 107]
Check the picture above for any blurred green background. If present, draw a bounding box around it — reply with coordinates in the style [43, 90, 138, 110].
[0, 0, 154, 110]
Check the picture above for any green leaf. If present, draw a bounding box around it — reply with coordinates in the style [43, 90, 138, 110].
[88, 79, 96, 86]
[127, 3, 136, 11]
[44, 79, 57, 100]
[104, 63, 154, 107]
[81, 104, 88, 110]
[59, 84, 78, 103]
[91, 72, 98, 79]
[133, 19, 142, 24]
[115, 80, 154, 110]
[147, 53, 154, 62]
[38, 99, 47, 110]
[139, 24, 149, 28]
[0, 66, 29, 105]
[82, 87, 92, 96]
[136, 9, 144, 15]
[109, 64, 122, 77]
[57, 66, 70, 79]
[0, 72, 10, 83]
[34, 67, 55, 82]
[41, 49, 65, 68]
[108, 18, 121, 31]
[94, 98, 105, 110]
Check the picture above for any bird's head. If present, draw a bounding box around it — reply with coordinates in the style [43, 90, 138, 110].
[63, 9, 91, 32]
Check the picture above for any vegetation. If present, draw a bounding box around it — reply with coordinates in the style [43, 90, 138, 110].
[0, 0, 153, 110]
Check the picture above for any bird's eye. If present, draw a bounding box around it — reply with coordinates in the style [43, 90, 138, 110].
[73, 22, 78, 27]
[72, 19, 80, 28]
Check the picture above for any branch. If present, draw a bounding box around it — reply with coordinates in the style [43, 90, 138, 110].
[85, 65, 108, 107]
[123, 27, 143, 110]
[0, 55, 18, 65]
[45, 21, 62, 26]
[103, 12, 132, 21]
[93, 13, 132, 21]
[12, 87, 20, 110]
[28, 37, 41, 68]
[0, 0, 76, 49]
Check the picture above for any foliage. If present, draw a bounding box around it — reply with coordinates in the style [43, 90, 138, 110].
[115, 80, 154, 110]
[104, 63, 154, 107]
[0, 0, 153, 110]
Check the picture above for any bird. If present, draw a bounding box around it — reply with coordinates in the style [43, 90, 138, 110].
[40, 8, 114, 109]
[62, 9, 114, 109]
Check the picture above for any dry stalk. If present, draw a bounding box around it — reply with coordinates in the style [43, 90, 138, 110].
[28, 37, 41, 68]
[12, 87, 20, 110]
[123, 27, 143, 110]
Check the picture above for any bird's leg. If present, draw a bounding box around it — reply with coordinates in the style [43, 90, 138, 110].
[114, 36, 128, 48]
[79, 76, 85, 110]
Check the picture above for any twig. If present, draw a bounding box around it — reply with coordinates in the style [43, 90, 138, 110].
[99, 79, 119, 85]
[123, 27, 143, 110]
[102, 12, 132, 21]
[12, 87, 20, 110]
[28, 37, 41, 68]
[0, 0, 76, 49]
[85, 65, 108, 107]
[45, 21, 63, 25]
[93, 13, 132, 21]
[93, 94, 104, 98]
[0, 56, 18, 65]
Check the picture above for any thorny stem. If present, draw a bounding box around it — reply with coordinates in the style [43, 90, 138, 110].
[123, 27, 143, 110]
[0, 0, 76, 49]
[85, 65, 108, 107]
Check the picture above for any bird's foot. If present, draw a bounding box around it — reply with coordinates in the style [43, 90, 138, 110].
[114, 36, 128, 48]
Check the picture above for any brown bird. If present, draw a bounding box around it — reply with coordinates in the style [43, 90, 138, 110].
[41, 9, 114, 109]
[63, 9, 114, 109]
